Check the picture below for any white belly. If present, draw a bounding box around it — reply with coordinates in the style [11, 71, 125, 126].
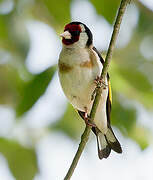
[59, 65, 99, 112]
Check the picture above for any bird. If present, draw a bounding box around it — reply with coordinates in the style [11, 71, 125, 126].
[58, 21, 122, 159]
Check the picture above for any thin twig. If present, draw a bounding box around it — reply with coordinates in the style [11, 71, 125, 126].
[64, 0, 130, 179]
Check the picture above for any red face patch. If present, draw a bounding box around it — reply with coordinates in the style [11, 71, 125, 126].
[62, 24, 82, 45]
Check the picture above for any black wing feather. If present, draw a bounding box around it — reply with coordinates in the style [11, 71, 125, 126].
[92, 47, 105, 65]
[92, 47, 111, 127]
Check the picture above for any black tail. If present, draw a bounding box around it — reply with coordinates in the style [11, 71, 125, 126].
[93, 127, 122, 159]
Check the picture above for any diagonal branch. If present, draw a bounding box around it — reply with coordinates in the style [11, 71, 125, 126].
[64, 0, 130, 179]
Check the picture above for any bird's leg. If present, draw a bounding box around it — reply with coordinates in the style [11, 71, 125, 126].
[94, 76, 108, 89]
[84, 107, 96, 127]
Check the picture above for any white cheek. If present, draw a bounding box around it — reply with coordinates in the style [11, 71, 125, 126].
[74, 32, 88, 48]
[80, 32, 88, 44]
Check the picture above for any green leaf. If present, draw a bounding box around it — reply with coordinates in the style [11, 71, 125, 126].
[16, 66, 56, 116]
[90, 0, 120, 24]
[110, 61, 153, 109]
[111, 94, 149, 149]
[119, 68, 152, 93]
[0, 16, 8, 40]
[0, 138, 38, 180]
[0, 14, 29, 58]
[40, 0, 71, 27]
[52, 103, 84, 139]
[137, 4, 153, 35]
[129, 125, 150, 150]
[111, 94, 137, 135]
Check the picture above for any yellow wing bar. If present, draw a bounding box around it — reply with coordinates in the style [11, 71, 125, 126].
[108, 80, 112, 104]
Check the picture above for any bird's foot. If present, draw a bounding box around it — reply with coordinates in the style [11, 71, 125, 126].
[94, 76, 108, 89]
[84, 111, 96, 127]
[85, 117, 96, 127]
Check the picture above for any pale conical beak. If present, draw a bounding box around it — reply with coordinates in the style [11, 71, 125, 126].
[60, 31, 72, 39]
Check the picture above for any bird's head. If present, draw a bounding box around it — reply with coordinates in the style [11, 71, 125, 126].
[60, 22, 93, 48]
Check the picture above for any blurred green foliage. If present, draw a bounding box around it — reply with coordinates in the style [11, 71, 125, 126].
[0, 138, 37, 180]
[40, 0, 71, 27]
[52, 104, 84, 139]
[0, 0, 153, 179]
[16, 66, 56, 116]
[90, 0, 120, 24]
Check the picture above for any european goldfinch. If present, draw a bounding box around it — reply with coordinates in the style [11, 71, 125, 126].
[58, 21, 122, 159]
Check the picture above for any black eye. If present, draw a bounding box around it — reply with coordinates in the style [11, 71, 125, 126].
[71, 30, 80, 36]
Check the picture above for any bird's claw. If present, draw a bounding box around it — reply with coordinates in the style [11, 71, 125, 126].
[84, 111, 96, 127]
[94, 76, 108, 89]
[84, 117, 96, 127]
